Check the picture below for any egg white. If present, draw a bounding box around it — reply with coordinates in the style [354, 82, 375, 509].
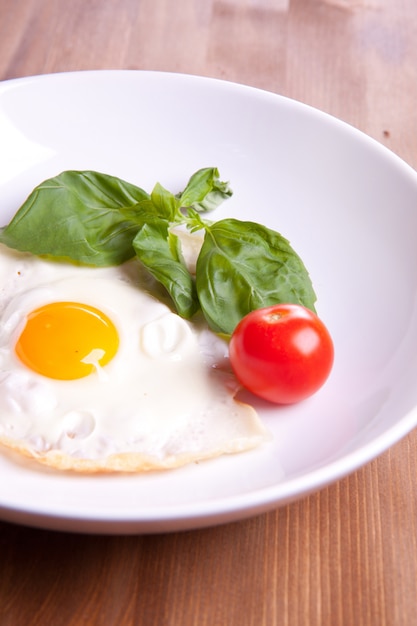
[0, 244, 269, 472]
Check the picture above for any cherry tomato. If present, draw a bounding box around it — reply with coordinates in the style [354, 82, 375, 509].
[229, 304, 334, 404]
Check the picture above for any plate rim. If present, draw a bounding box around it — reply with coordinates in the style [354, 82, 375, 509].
[1, 69, 417, 534]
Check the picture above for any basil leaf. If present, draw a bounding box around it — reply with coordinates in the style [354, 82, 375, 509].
[195, 218, 317, 335]
[0, 170, 151, 265]
[133, 217, 199, 319]
[150, 182, 180, 221]
[177, 167, 233, 212]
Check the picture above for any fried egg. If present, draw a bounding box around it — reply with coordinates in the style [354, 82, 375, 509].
[0, 243, 269, 472]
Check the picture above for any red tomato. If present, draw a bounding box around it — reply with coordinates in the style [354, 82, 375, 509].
[229, 304, 334, 404]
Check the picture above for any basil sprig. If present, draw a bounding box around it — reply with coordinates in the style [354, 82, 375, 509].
[0, 167, 316, 335]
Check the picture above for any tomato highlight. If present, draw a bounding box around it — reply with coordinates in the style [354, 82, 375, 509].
[229, 304, 334, 404]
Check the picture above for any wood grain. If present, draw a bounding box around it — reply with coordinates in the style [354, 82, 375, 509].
[2, 440, 417, 626]
[1, 1, 417, 624]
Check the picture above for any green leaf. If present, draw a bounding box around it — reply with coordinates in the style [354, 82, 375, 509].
[195, 218, 317, 335]
[0, 170, 151, 266]
[177, 167, 233, 213]
[133, 216, 199, 319]
[150, 182, 180, 221]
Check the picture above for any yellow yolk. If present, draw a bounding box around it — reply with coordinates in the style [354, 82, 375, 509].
[15, 302, 119, 380]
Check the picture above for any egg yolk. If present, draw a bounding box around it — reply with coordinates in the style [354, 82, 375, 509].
[15, 302, 119, 380]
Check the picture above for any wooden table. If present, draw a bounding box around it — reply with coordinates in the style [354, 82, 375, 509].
[1, 1, 417, 624]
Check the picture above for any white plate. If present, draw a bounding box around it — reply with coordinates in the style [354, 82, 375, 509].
[1, 70, 417, 534]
